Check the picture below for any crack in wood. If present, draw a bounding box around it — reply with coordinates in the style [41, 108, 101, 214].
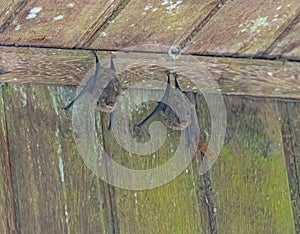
[176, 0, 229, 51]
[280, 101, 300, 232]
[264, 9, 300, 56]
[1, 89, 18, 233]
[82, 0, 133, 48]
[0, 1, 27, 34]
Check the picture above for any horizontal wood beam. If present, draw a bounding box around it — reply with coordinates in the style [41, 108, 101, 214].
[0, 46, 299, 99]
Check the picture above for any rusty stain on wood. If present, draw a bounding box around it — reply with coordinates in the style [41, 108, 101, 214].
[186, 0, 300, 55]
[0, 0, 122, 48]
[90, 0, 221, 51]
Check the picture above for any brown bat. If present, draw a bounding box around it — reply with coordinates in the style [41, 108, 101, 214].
[135, 71, 190, 131]
[64, 50, 121, 129]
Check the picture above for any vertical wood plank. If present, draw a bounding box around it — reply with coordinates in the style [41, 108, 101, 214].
[195, 95, 295, 233]
[3, 84, 115, 234]
[278, 100, 300, 232]
[101, 88, 210, 233]
[0, 86, 16, 233]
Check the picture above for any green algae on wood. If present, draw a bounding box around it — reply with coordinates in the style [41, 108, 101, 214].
[198, 95, 295, 233]
[100, 89, 209, 233]
[2, 84, 116, 233]
[278, 100, 300, 232]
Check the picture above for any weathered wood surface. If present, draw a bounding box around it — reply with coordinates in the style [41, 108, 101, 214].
[0, 47, 94, 85]
[265, 16, 300, 58]
[0, 0, 123, 48]
[0, 1, 299, 60]
[0, 82, 299, 232]
[2, 84, 116, 233]
[0, 47, 299, 99]
[278, 100, 300, 233]
[186, 0, 300, 56]
[90, 0, 221, 51]
[0, 87, 16, 234]
[197, 95, 295, 233]
[100, 90, 210, 233]
[0, 0, 26, 33]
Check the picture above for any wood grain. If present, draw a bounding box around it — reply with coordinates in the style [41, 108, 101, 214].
[0, 87, 16, 234]
[90, 0, 220, 51]
[0, 0, 26, 33]
[197, 95, 295, 233]
[0, 0, 122, 48]
[100, 90, 210, 233]
[265, 14, 300, 58]
[186, 0, 300, 56]
[278, 100, 300, 232]
[0, 47, 299, 99]
[2, 83, 115, 233]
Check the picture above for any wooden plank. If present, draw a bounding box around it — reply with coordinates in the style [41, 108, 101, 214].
[278, 100, 300, 232]
[100, 90, 210, 233]
[0, 85, 16, 233]
[0, 47, 299, 98]
[0, 0, 26, 33]
[186, 0, 300, 55]
[3, 83, 115, 233]
[265, 14, 300, 58]
[90, 0, 220, 51]
[196, 95, 295, 233]
[0, 46, 94, 85]
[0, 0, 122, 48]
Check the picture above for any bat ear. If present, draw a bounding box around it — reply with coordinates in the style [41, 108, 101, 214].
[173, 72, 181, 90]
[110, 52, 116, 71]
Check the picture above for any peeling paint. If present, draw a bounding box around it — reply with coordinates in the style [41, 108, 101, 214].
[250, 17, 269, 32]
[133, 192, 138, 204]
[100, 31, 107, 37]
[64, 204, 69, 224]
[15, 24, 21, 31]
[55, 127, 60, 138]
[59, 157, 64, 182]
[26, 14, 37, 20]
[20, 85, 27, 107]
[144, 4, 153, 11]
[30, 6, 43, 14]
[67, 2, 75, 8]
[57, 144, 62, 154]
[54, 15, 64, 21]
[26, 6, 43, 20]
[48, 87, 59, 115]
[165, 0, 183, 14]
